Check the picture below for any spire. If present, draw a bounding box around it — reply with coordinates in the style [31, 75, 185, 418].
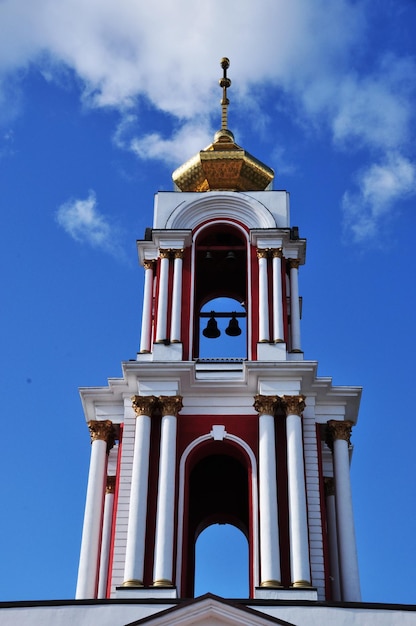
[172, 58, 274, 192]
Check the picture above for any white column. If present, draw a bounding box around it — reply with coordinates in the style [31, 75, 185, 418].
[283, 395, 311, 587]
[327, 420, 361, 602]
[272, 249, 284, 343]
[139, 260, 155, 353]
[254, 395, 282, 587]
[288, 259, 302, 352]
[122, 396, 157, 587]
[153, 396, 183, 586]
[257, 249, 270, 342]
[155, 249, 170, 343]
[76, 420, 114, 599]
[324, 477, 341, 601]
[170, 250, 183, 343]
[97, 475, 116, 598]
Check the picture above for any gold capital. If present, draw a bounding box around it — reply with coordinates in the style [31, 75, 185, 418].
[159, 248, 171, 259]
[256, 248, 269, 260]
[159, 395, 183, 417]
[173, 249, 184, 260]
[106, 475, 116, 495]
[327, 420, 353, 447]
[88, 420, 114, 449]
[282, 395, 306, 417]
[253, 394, 278, 416]
[272, 248, 283, 258]
[288, 258, 300, 270]
[143, 259, 155, 271]
[131, 395, 158, 417]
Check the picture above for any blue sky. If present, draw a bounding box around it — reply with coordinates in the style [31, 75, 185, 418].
[1, 0, 416, 604]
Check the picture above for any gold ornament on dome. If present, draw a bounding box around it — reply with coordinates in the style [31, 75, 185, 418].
[172, 58, 274, 192]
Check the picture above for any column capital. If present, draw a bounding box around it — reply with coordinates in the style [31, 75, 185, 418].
[282, 395, 306, 417]
[106, 475, 116, 495]
[159, 395, 183, 417]
[288, 258, 300, 270]
[324, 476, 335, 497]
[88, 420, 114, 449]
[253, 394, 278, 416]
[271, 248, 283, 258]
[327, 420, 353, 448]
[256, 248, 269, 260]
[131, 395, 158, 417]
[173, 249, 184, 259]
[143, 259, 156, 271]
[159, 248, 171, 259]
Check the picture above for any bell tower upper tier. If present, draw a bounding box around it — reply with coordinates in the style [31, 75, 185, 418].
[136, 59, 306, 363]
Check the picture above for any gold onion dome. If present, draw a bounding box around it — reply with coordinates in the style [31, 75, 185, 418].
[172, 58, 274, 192]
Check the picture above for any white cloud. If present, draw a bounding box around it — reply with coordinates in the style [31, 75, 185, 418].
[342, 154, 416, 242]
[56, 191, 123, 257]
[1, 0, 415, 243]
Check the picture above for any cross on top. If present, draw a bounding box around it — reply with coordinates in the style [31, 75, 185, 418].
[219, 57, 231, 130]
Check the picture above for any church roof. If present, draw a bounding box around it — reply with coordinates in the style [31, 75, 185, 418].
[172, 59, 274, 192]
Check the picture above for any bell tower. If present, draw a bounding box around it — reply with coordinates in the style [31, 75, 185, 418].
[76, 59, 361, 604]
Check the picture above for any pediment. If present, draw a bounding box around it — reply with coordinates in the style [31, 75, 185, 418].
[124, 593, 298, 626]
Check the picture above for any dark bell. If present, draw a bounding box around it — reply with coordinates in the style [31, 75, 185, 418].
[225, 251, 236, 261]
[203, 314, 221, 339]
[225, 314, 241, 337]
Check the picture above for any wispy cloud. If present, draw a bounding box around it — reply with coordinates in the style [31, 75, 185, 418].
[342, 154, 416, 242]
[56, 191, 124, 258]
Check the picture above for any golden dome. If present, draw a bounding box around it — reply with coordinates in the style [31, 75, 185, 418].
[172, 58, 274, 192]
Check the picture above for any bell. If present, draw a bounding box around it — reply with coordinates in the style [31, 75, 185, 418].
[203, 314, 221, 339]
[225, 250, 236, 261]
[205, 251, 213, 261]
[225, 314, 241, 337]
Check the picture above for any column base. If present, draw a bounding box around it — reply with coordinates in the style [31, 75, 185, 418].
[292, 580, 312, 588]
[260, 580, 282, 588]
[153, 579, 173, 587]
[121, 579, 143, 587]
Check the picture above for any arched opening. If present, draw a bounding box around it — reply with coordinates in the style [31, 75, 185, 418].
[199, 297, 246, 359]
[182, 446, 252, 597]
[193, 223, 247, 359]
[194, 523, 249, 597]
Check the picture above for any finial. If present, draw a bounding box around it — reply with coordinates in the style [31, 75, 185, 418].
[219, 57, 231, 130]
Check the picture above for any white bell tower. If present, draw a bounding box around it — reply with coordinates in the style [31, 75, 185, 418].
[75, 58, 361, 604]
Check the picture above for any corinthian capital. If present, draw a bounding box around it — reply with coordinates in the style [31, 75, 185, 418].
[173, 249, 184, 260]
[131, 395, 158, 417]
[271, 248, 283, 258]
[282, 395, 306, 417]
[159, 395, 183, 417]
[256, 248, 269, 260]
[253, 394, 278, 416]
[143, 259, 156, 271]
[88, 420, 114, 448]
[288, 258, 300, 270]
[159, 248, 171, 259]
[327, 420, 353, 447]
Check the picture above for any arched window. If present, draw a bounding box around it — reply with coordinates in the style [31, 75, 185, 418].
[194, 523, 249, 597]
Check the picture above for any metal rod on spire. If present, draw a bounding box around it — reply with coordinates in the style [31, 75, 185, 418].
[219, 57, 231, 130]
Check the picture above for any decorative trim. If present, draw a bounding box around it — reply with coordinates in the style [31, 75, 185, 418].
[256, 248, 269, 260]
[159, 249, 171, 259]
[271, 248, 283, 258]
[143, 259, 156, 271]
[288, 258, 300, 270]
[173, 249, 184, 260]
